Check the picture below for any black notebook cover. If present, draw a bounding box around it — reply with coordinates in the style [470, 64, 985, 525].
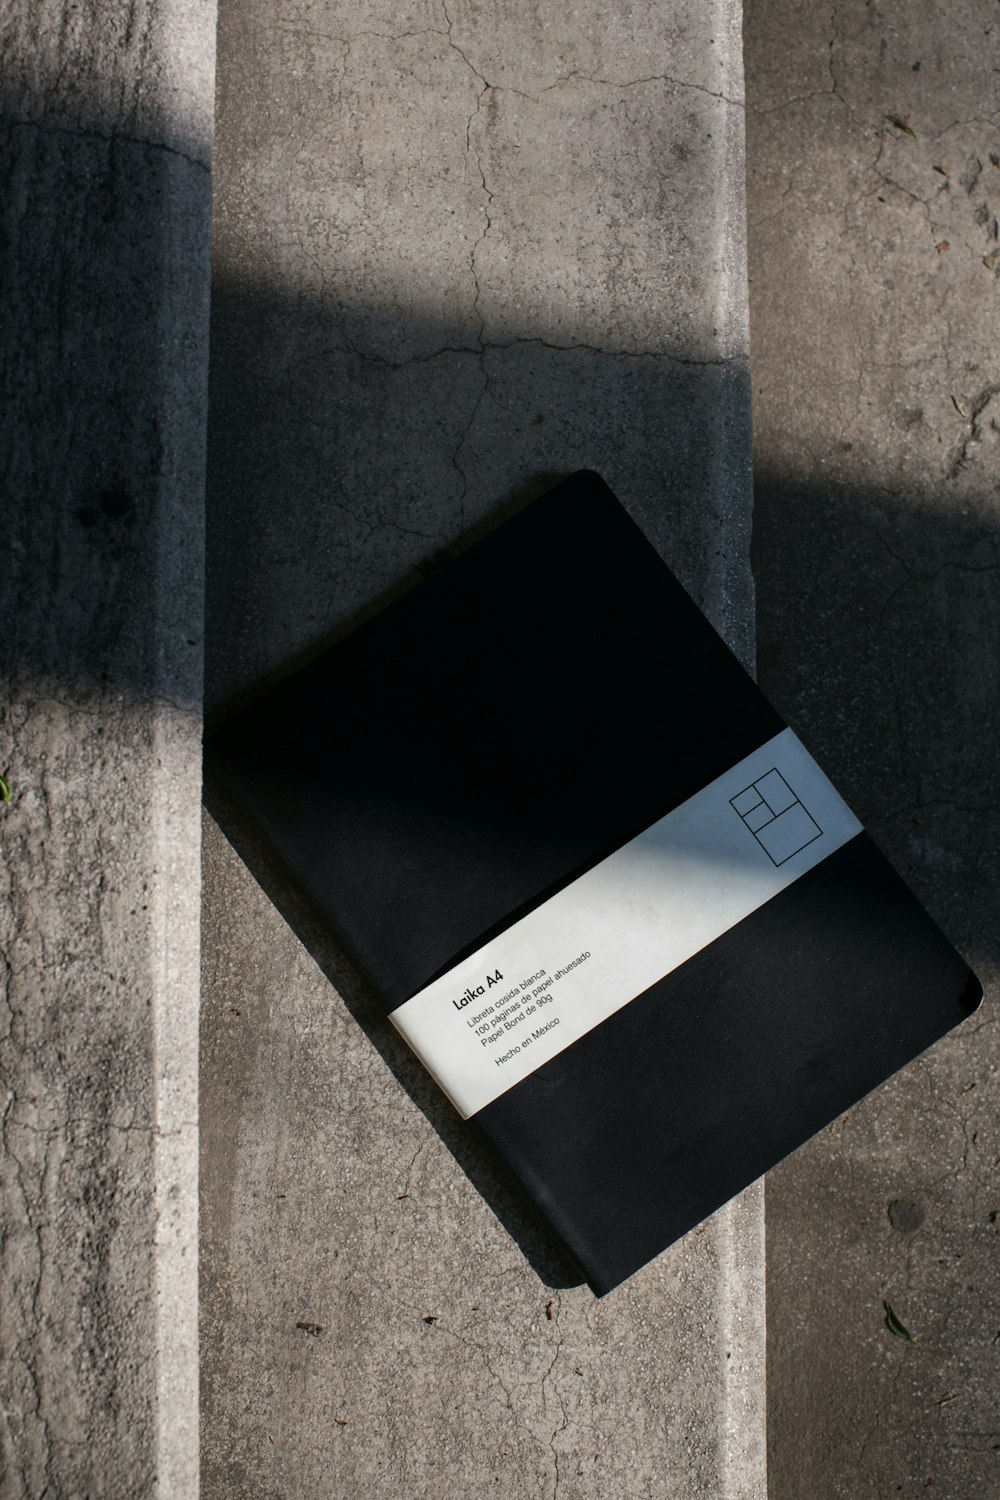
[206, 470, 981, 1295]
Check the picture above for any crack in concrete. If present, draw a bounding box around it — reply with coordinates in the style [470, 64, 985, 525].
[398, 1138, 426, 1200]
[316, 7, 744, 109]
[449, 354, 489, 526]
[348, 1260, 557, 1455]
[948, 385, 1000, 480]
[440, 2, 490, 95]
[326, 332, 727, 525]
[754, 87, 845, 116]
[341, 337, 729, 368]
[839, 127, 1000, 268]
[4, 1111, 196, 1140]
[3, 1093, 54, 1496]
[459, 61, 494, 347]
[538, 70, 741, 107]
[541, 1328, 568, 1500]
[752, 4, 854, 125]
[827, 4, 842, 103]
[341, 339, 484, 371]
[362, 1249, 576, 1484]
[2, 115, 210, 172]
[938, 116, 1000, 136]
[860, 532, 1000, 625]
[484, 336, 728, 365]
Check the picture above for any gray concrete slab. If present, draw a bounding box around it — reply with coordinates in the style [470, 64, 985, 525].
[0, 4, 215, 1495]
[745, 1, 1000, 1495]
[202, 1, 765, 1495]
[205, 0, 755, 707]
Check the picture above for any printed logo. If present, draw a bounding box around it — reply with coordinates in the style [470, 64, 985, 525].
[730, 769, 822, 867]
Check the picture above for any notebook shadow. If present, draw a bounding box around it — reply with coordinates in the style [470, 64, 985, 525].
[752, 466, 1000, 976]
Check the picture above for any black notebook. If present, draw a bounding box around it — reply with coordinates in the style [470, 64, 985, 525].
[206, 470, 981, 1295]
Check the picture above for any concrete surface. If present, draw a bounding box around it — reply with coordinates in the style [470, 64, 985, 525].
[745, 1, 1000, 1495]
[201, 0, 766, 1495]
[0, 3, 215, 1495]
[204, 0, 755, 706]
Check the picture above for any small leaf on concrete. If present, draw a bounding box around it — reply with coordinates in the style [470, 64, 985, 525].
[0, 774, 10, 803]
[951, 396, 969, 418]
[884, 113, 918, 138]
[883, 1301, 917, 1342]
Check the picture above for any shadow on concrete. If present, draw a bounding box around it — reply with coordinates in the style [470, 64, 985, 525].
[752, 466, 1000, 974]
[204, 267, 755, 713]
[1, 108, 208, 715]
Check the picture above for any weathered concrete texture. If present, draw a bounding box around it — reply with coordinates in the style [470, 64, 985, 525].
[0, 3, 216, 1495]
[203, 0, 765, 1496]
[205, 0, 754, 709]
[745, 1, 1000, 1495]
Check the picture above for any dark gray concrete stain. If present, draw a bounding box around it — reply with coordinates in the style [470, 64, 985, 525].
[888, 1200, 926, 1234]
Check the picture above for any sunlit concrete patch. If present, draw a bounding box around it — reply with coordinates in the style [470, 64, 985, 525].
[2, 694, 202, 1498]
[470, 77, 744, 361]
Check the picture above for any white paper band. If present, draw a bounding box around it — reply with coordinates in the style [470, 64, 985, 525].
[390, 729, 862, 1118]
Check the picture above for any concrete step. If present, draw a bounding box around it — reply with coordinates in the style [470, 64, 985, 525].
[0, 2, 216, 1495]
[201, 1, 765, 1496]
[745, 1, 1000, 1495]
